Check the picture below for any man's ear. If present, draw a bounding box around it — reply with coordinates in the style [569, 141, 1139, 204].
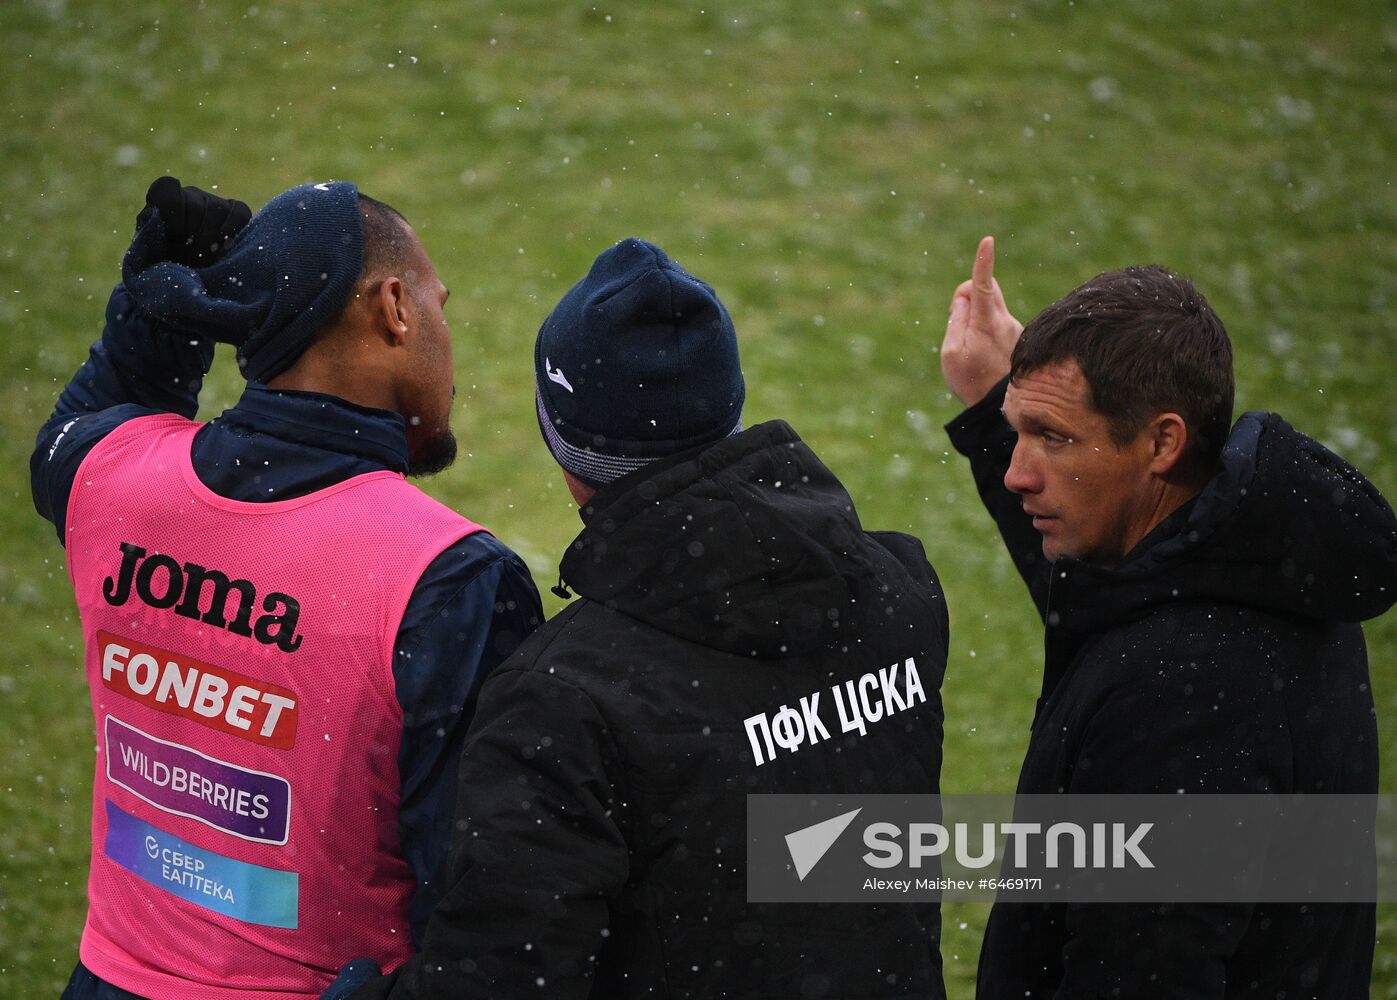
[1147, 412, 1189, 477]
[373, 276, 411, 345]
[562, 469, 597, 508]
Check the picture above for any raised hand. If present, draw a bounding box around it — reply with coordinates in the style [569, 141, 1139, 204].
[135, 176, 252, 267]
[940, 235, 1024, 407]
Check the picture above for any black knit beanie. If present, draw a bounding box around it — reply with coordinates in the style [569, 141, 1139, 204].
[535, 238, 745, 487]
[122, 180, 364, 383]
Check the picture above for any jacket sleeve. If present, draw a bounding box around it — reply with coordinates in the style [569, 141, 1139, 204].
[31, 283, 216, 541]
[392, 538, 544, 946]
[355, 660, 631, 1000]
[1048, 643, 1291, 999]
[944, 375, 1052, 619]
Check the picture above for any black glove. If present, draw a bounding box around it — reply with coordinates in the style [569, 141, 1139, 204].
[319, 957, 383, 1000]
[135, 176, 252, 267]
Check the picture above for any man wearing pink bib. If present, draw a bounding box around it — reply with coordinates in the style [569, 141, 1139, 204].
[32, 179, 542, 1000]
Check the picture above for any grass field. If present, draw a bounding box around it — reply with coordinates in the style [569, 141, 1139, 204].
[1, 1, 1394, 995]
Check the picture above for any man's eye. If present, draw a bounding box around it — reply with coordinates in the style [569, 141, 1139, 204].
[1042, 431, 1070, 445]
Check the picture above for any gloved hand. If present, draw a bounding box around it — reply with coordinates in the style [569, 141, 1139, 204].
[319, 957, 384, 1000]
[135, 176, 252, 267]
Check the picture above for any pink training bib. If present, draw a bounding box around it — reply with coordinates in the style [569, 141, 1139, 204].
[65, 413, 485, 1000]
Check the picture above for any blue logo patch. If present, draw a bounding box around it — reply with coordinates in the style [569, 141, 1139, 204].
[104, 800, 299, 928]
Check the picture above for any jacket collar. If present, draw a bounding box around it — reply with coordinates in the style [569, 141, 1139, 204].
[215, 382, 410, 474]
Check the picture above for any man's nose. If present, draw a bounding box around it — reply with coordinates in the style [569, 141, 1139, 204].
[1003, 440, 1039, 496]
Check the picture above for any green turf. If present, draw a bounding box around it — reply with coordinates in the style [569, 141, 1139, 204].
[2, 1, 1393, 995]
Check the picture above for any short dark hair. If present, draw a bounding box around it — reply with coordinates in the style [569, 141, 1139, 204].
[357, 193, 413, 282]
[312, 194, 414, 343]
[1010, 265, 1234, 481]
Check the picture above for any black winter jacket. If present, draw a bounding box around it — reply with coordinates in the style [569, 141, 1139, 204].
[351, 420, 951, 1000]
[948, 378, 1397, 1000]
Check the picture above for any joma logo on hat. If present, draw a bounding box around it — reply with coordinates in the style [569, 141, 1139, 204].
[545, 358, 574, 393]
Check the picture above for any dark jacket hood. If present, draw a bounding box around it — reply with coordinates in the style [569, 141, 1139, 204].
[558, 420, 885, 658]
[1053, 411, 1397, 639]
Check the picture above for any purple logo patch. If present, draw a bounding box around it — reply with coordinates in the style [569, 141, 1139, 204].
[105, 716, 291, 845]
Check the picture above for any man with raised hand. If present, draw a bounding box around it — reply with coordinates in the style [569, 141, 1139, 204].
[329, 237, 950, 999]
[941, 237, 1395, 998]
[32, 178, 541, 1000]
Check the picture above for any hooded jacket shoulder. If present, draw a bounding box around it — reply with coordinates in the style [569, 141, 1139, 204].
[559, 418, 946, 659]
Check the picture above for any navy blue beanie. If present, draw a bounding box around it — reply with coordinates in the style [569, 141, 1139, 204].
[121, 181, 364, 383]
[535, 238, 745, 487]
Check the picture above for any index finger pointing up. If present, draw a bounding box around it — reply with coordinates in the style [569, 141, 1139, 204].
[971, 235, 996, 303]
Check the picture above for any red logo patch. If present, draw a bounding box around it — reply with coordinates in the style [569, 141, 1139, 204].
[98, 630, 298, 749]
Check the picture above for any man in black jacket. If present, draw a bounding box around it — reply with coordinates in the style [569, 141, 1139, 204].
[331, 238, 950, 999]
[940, 237, 1396, 998]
